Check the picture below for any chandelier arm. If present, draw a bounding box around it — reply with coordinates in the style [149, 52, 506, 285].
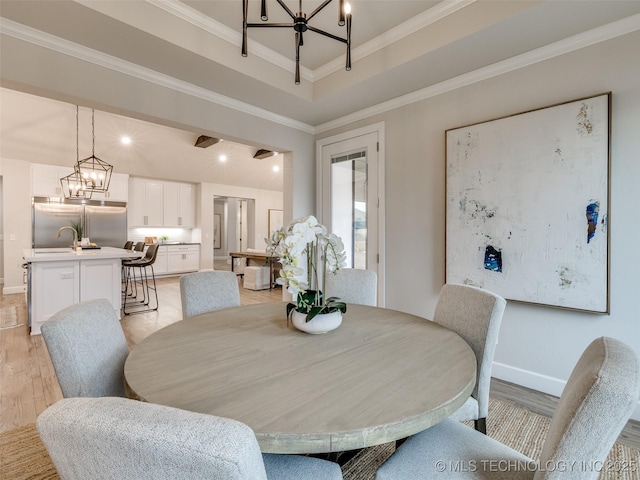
[275, 0, 296, 20]
[346, 12, 352, 70]
[306, 25, 347, 44]
[260, 0, 268, 21]
[295, 32, 301, 85]
[242, 0, 248, 56]
[307, 0, 333, 22]
[339, 0, 345, 26]
[247, 23, 294, 28]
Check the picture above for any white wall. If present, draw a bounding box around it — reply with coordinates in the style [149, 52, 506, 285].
[0, 158, 31, 293]
[318, 30, 640, 419]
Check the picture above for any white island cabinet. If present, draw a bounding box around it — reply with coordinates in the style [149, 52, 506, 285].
[23, 247, 140, 335]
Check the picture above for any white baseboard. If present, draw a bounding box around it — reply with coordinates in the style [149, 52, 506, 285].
[3, 285, 26, 295]
[493, 361, 640, 422]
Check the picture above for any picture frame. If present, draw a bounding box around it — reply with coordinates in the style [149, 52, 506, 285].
[268, 209, 283, 234]
[214, 214, 221, 249]
[445, 93, 611, 313]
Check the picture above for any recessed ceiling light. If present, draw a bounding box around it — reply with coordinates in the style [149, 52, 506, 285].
[219, 154, 227, 162]
[121, 136, 131, 145]
[273, 166, 280, 172]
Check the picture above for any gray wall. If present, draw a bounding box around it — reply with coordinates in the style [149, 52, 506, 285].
[317, 30, 640, 419]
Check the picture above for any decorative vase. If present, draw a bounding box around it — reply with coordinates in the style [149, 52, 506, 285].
[290, 309, 342, 334]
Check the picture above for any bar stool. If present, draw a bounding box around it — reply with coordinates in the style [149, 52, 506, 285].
[122, 242, 146, 297]
[122, 244, 159, 315]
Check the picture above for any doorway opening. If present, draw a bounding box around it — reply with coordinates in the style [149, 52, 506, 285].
[213, 196, 255, 269]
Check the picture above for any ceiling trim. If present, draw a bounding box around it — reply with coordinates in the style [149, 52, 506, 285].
[146, 0, 314, 82]
[149, 0, 476, 84]
[3, 11, 640, 136]
[314, 0, 476, 81]
[0, 18, 315, 134]
[315, 12, 640, 133]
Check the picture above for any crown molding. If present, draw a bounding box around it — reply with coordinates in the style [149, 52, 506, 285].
[0, 18, 315, 134]
[314, 0, 476, 81]
[147, 0, 314, 82]
[3, 10, 639, 136]
[315, 12, 640, 133]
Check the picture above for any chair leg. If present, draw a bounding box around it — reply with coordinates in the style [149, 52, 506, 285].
[122, 264, 158, 315]
[475, 417, 487, 434]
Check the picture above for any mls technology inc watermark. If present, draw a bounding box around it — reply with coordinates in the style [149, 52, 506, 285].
[434, 459, 638, 474]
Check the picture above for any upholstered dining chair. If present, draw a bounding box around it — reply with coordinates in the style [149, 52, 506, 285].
[37, 396, 343, 480]
[180, 270, 241, 319]
[376, 336, 640, 479]
[324, 268, 377, 306]
[432, 283, 506, 433]
[41, 298, 129, 398]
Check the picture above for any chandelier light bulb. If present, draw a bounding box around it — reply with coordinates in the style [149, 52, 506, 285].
[344, 2, 351, 15]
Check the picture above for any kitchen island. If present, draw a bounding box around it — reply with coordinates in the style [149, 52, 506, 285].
[23, 247, 141, 335]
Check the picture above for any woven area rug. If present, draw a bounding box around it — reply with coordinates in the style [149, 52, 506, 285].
[1, 399, 638, 480]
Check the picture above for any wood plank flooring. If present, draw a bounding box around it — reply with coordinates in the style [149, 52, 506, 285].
[1, 272, 638, 449]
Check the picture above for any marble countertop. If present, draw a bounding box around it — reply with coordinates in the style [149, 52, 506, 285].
[23, 247, 141, 263]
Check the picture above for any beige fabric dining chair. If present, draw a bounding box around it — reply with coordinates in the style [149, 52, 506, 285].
[180, 270, 241, 319]
[41, 298, 129, 398]
[376, 336, 640, 479]
[433, 283, 506, 433]
[324, 268, 377, 306]
[37, 396, 343, 480]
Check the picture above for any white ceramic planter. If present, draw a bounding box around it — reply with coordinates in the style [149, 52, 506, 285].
[291, 309, 342, 334]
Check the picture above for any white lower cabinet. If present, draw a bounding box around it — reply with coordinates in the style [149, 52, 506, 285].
[166, 245, 200, 274]
[29, 258, 122, 335]
[147, 244, 199, 276]
[80, 260, 122, 308]
[31, 261, 80, 335]
[153, 247, 168, 275]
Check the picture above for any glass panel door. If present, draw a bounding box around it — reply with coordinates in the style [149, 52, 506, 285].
[331, 150, 367, 269]
[318, 124, 385, 305]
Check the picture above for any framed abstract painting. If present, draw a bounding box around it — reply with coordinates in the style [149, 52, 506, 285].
[445, 93, 610, 313]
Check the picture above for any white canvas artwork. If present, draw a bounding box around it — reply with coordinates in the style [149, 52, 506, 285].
[446, 93, 610, 313]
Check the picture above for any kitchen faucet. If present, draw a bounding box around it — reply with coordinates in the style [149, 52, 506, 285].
[55, 226, 79, 248]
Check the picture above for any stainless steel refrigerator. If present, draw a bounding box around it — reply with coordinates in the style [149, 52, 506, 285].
[32, 197, 127, 248]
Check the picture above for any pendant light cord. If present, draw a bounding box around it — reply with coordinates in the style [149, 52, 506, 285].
[76, 105, 79, 163]
[92, 109, 95, 157]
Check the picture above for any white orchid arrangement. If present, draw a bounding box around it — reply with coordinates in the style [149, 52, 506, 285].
[266, 215, 347, 321]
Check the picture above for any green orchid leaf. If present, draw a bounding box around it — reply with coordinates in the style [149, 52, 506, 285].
[305, 305, 326, 322]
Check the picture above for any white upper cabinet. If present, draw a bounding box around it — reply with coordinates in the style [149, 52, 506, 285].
[128, 177, 164, 227]
[129, 177, 196, 228]
[90, 173, 129, 202]
[163, 182, 196, 228]
[31, 163, 74, 198]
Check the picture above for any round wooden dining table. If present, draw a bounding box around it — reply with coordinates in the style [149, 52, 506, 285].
[124, 302, 476, 454]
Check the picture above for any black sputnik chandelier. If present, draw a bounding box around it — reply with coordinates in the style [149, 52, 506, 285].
[242, 0, 352, 84]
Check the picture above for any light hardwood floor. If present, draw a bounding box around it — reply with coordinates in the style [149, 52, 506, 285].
[0, 273, 282, 434]
[1, 273, 638, 449]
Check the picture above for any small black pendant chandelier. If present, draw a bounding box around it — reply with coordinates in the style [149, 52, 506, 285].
[242, 0, 352, 84]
